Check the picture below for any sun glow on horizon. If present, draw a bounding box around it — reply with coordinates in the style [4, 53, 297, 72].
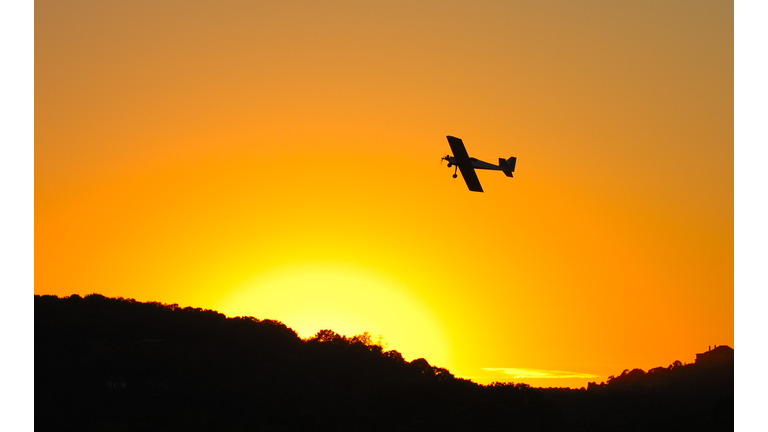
[214, 262, 453, 369]
[482, 367, 598, 380]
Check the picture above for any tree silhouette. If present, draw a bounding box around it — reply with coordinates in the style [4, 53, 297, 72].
[35, 294, 733, 432]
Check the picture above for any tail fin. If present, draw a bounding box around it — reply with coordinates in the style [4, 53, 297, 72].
[499, 157, 517, 177]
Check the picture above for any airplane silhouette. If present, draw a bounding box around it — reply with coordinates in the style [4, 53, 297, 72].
[442, 136, 517, 193]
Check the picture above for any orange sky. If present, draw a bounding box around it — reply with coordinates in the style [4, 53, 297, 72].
[34, 0, 733, 388]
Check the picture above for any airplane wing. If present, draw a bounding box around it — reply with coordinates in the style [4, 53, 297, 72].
[446, 136, 483, 192]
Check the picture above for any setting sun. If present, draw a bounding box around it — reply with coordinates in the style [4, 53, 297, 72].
[215, 262, 452, 369]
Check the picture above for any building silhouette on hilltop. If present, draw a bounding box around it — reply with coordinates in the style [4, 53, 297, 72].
[695, 345, 734, 365]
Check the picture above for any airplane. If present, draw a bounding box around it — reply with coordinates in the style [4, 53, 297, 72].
[442, 136, 517, 193]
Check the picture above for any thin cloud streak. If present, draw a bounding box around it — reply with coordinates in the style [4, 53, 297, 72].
[482, 367, 598, 380]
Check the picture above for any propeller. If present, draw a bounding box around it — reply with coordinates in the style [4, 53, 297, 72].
[440, 148, 452, 167]
[438, 151, 460, 180]
[443, 152, 459, 178]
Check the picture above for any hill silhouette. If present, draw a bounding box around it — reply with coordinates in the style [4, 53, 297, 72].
[35, 294, 732, 431]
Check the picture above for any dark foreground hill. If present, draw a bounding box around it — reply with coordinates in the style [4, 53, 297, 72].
[35, 294, 733, 431]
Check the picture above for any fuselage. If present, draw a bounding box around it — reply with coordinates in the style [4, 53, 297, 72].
[446, 156, 504, 171]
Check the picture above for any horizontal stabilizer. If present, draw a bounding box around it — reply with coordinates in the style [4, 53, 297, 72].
[499, 157, 517, 177]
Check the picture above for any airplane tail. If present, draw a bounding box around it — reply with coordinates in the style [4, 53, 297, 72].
[499, 157, 517, 177]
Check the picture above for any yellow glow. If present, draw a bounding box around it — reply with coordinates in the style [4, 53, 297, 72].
[481, 368, 598, 380]
[214, 262, 452, 369]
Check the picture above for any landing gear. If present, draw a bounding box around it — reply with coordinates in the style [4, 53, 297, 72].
[442, 154, 459, 179]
